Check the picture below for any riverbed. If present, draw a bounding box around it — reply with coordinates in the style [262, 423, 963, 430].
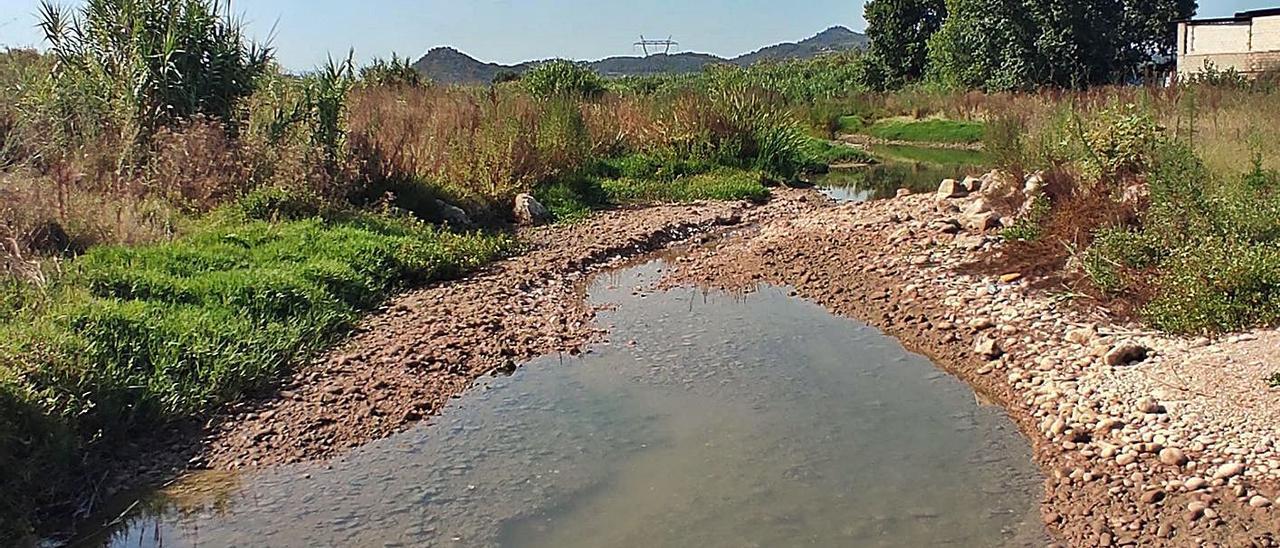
[88, 259, 1045, 547]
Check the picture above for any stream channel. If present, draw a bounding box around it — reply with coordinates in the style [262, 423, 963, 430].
[86, 251, 1047, 547]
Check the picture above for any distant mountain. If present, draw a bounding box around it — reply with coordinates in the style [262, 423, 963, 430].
[733, 26, 869, 66]
[412, 26, 868, 84]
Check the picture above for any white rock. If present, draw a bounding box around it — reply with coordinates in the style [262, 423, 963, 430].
[1214, 462, 1245, 480]
[513, 193, 552, 226]
[937, 179, 967, 200]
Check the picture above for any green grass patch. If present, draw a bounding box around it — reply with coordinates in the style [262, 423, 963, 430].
[802, 139, 874, 166]
[870, 144, 989, 166]
[866, 118, 986, 145]
[0, 210, 511, 539]
[836, 115, 868, 134]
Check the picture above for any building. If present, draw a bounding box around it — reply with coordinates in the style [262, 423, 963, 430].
[1177, 7, 1280, 78]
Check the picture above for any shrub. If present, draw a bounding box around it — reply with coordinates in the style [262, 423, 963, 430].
[522, 60, 605, 99]
[359, 54, 426, 88]
[35, 0, 271, 139]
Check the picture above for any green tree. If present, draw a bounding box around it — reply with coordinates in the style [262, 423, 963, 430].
[864, 0, 947, 87]
[927, 0, 1038, 90]
[1117, 0, 1198, 77]
[927, 0, 1127, 90]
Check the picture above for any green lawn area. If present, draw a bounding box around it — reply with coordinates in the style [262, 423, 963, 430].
[865, 118, 986, 145]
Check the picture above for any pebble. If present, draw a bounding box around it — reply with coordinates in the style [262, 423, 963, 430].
[1159, 448, 1188, 466]
[1249, 495, 1273, 508]
[1213, 462, 1245, 480]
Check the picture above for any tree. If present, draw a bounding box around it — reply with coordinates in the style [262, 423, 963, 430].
[1117, 0, 1198, 77]
[927, 0, 1129, 90]
[864, 0, 947, 87]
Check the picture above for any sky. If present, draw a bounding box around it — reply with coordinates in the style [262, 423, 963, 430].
[0, 0, 1275, 71]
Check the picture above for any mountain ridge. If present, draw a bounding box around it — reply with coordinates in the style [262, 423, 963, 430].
[412, 26, 868, 84]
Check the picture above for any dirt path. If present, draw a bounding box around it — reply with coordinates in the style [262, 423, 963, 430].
[664, 190, 1280, 547]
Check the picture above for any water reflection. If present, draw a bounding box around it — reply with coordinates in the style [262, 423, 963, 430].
[816, 145, 988, 203]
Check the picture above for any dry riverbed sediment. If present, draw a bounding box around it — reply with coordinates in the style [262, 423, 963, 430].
[169, 183, 1280, 547]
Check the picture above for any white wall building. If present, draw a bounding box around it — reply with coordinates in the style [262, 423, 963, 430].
[1178, 8, 1280, 78]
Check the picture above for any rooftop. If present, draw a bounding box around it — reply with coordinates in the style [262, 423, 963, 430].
[1180, 7, 1280, 24]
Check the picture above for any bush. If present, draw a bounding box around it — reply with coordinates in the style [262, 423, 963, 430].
[522, 60, 605, 99]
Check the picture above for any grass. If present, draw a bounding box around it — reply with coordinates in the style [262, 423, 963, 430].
[870, 144, 988, 166]
[0, 208, 511, 539]
[802, 138, 875, 166]
[535, 167, 770, 223]
[866, 118, 986, 145]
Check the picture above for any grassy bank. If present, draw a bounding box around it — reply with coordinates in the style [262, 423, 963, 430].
[864, 118, 985, 144]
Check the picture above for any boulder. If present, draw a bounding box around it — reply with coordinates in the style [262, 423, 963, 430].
[937, 179, 967, 199]
[514, 193, 552, 226]
[982, 170, 1022, 199]
[433, 200, 472, 228]
[961, 175, 984, 192]
[964, 198, 993, 216]
[896, 188, 913, 198]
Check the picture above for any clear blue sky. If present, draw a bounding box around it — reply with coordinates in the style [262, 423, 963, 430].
[0, 0, 1274, 71]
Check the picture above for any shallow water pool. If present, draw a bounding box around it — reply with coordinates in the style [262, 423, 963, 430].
[89, 260, 1045, 547]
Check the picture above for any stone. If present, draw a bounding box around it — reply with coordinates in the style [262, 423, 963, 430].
[513, 193, 552, 226]
[1024, 172, 1046, 195]
[937, 179, 967, 199]
[1104, 343, 1149, 366]
[1185, 477, 1207, 491]
[1141, 489, 1166, 504]
[963, 197, 992, 216]
[1065, 327, 1096, 345]
[964, 211, 1001, 231]
[1213, 462, 1245, 480]
[896, 188, 912, 198]
[434, 200, 472, 227]
[1137, 397, 1165, 414]
[1116, 453, 1137, 466]
[1249, 495, 1273, 508]
[974, 336, 1002, 360]
[1159, 448, 1188, 466]
[961, 175, 984, 192]
[999, 272, 1023, 283]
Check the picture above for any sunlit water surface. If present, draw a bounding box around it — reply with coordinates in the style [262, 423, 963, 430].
[91, 260, 1045, 548]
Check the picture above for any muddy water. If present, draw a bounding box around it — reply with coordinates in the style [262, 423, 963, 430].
[90, 260, 1045, 547]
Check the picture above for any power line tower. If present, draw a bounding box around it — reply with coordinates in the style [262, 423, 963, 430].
[634, 35, 678, 56]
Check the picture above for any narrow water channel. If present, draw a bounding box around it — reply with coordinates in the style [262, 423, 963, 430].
[87, 260, 1045, 547]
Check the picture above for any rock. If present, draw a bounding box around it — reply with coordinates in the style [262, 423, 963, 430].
[932, 218, 962, 234]
[514, 193, 552, 226]
[974, 336, 1003, 360]
[434, 200, 472, 227]
[998, 272, 1023, 283]
[1137, 397, 1165, 414]
[961, 175, 983, 192]
[1184, 477, 1207, 491]
[1024, 172, 1045, 195]
[896, 188, 912, 198]
[1250, 495, 1273, 508]
[1141, 489, 1166, 504]
[1116, 453, 1137, 466]
[1095, 418, 1124, 434]
[964, 197, 992, 215]
[1213, 462, 1245, 480]
[964, 211, 1001, 231]
[1159, 448, 1188, 466]
[1187, 501, 1207, 521]
[1065, 327, 1096, 345]
[937, 179, 967, 199]
[968, 317, 995, 330]
[1104, 343, 1149, 366]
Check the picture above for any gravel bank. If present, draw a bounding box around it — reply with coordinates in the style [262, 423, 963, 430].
[665, 187, 1280, 546]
